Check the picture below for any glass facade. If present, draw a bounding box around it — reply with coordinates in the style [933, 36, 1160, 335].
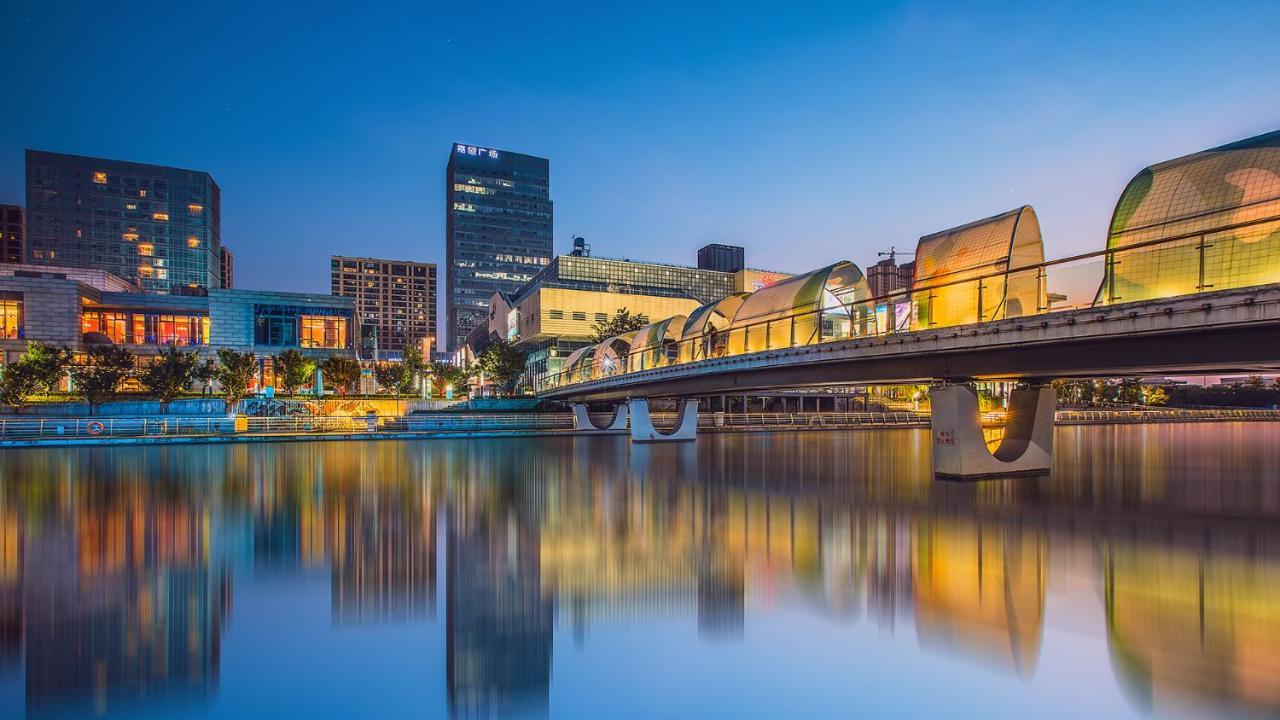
[515, 255, 736, 307]
[253, 304, 351, 349]
[445, 144, 553, 351]
[25, 150, 223, 292]
[0, 294, 21, 340]
[0, 205, 23, 264]
[697, 243, 745, 273]
[81, 309, 209, 346]
[1099, 130, 1280, 304]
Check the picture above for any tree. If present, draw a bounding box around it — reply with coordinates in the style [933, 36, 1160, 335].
[477, 339, 526, 395]
[193, 358, 218, 395]
[139, 346, 198, 410]
[590, 307, 648, 343]
[215, 348, 257, 408]
[71, 345, 135, 413]
[0, 361, 41, 408]
[272, 348, 314, 395]
[24, 341, 72, 397]
[373, 362, 410, 395]
[321, 355, 361, 396]
[428, 360, 470, 398]
[1140, 385, 1169, 406]
[402, 351, 427, 389]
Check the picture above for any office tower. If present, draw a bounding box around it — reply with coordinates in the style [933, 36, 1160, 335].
[219, 246, 234, 289]
[0, 205, 23, 264]
[697, 243, 745, 273]
[331, 255, 437, 356]
[445, 144, 552, 351]
[25, 150, 223, 292]
[867, 255, 915, 297]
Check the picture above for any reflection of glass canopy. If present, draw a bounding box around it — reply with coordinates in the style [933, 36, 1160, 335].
[726, 262, 870, 353]
[913, 206, 1045, 329]
[1098, 130, 1280, 304]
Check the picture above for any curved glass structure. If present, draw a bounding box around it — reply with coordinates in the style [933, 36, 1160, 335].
[1098, 130, 1280, 304]
[726, 262, 871, 354]
[590, 333, 635, 379]
[627, 315, 687, 373]
[678, 293, 749, 363]
[913, 206, 1045, 328]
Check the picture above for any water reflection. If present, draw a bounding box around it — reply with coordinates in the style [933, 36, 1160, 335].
[0, 424, 1276, 718]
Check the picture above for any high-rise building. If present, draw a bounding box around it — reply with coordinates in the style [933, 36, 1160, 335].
[445, 144, 552, 351]
[0, 205, 23, 264]
[697, 243, 745, 273]
[219, 246, 234, 289]
[25, 150, 223, 292]
[331, 255, 437, 357]
[867, 255, 915, 298]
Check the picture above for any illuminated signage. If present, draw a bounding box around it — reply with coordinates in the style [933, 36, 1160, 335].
[455, 144, 499, 159]
[751, 274, 780, 291]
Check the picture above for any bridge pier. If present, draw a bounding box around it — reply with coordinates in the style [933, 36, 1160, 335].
[630, 398, 698, 443]
[571, 403, 629, 433]
[930, 383, 1055, 479]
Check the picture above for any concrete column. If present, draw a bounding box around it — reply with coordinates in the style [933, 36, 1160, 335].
[571, 403, 628, 433]
[930, 383, 1055, 478]
[630, 398, 698, 443]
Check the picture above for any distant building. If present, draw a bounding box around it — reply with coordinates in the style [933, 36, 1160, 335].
[867, 255, 915, 298]
[445, 144, 553, 352]
[219, 246, 234, 289]
[331, 255, 437, 358]
[0, 205, 23, 264]
[697, 243, 745, 273]
[25, 150, 224, 292]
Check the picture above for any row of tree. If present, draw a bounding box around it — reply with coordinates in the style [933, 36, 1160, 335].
[0, 337, 532, 411]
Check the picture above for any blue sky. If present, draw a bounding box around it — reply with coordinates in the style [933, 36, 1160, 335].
[2, 0, 1279, 297]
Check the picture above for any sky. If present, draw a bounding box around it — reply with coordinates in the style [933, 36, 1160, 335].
[2, 0, 1279, 306]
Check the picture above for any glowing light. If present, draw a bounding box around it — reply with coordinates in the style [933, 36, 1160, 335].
[187, 237, 200, 248]
[92, 172, 107, 184]
[152, 212, 169, 221]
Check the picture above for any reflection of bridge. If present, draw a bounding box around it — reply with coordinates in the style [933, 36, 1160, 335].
[539, 129, 1280, 477]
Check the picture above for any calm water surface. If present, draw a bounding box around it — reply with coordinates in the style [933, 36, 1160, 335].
[0, 424, 1278, 719]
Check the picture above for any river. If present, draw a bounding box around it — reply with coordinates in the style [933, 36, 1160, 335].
[0, 423, 1277, 719]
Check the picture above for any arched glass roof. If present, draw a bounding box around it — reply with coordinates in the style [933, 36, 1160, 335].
[730, 261, 868, 327]
[1098, 129, 1280, 304]
[589, 333, 635, 379]
[627, 315, 687, 372]
[682, 293, 749, 338]
[913, 205, 1044, 327]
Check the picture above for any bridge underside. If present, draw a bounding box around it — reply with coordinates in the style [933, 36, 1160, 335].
[542, 285, 1280, 402]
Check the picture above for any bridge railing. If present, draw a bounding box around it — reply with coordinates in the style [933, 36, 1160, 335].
[536, 218, 1280, 392]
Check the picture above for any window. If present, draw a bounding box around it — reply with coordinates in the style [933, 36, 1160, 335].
[300, 316, 347, 349]
[152, 212, 169, 221]
[0, 297, 21, 340]
[255, 314, 297, 346]
[92, 172, 107, 184]
[187, 204, 203, 214]
[572, 311, 586, 321]
[187, 237, 200, 248]
[548, 310, 564, 319]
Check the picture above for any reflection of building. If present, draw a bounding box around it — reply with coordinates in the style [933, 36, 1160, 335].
[0, 264, 356, 363]
[445, 144, 553, 352]
[331, 492, 436, 623]
[0, 204, 23, 264]
[330, 255, 437, 358]
[447, 514, 551, 718]
[25, 150, 224, 292]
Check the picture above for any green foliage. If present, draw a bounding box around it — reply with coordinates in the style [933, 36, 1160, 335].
[193, 358, 218, 392]
[320, 355, 361, 395]
[24, 341, 73, 396]
[589, 307, 648, 343]
[215, 348, 257, 407]
[428, 360, 470, 398]
[0, 361, 41, 408]
[476, 339, 526, 395]
[373, 362, 411, 395]
[71, 345, 136, 411]
[139, 346, 198, 405]
[272, 348, 315, 395]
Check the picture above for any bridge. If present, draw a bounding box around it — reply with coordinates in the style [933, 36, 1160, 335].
[533, 129, 1280, 478]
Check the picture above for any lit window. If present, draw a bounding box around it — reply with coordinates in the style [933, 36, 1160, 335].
[122, 232, 139, 242]
[0, 299, 21, 340]
[138, 244, 154, 256]
[187, 204, 203, 214]
[126, 203, 137, 210]
[453, 202, 476, 212]
[139, 189, 147, 197]
[139, 265, 154, 277]
[92, 172, 107, 184]
[300, 316, 348, 349]
[156, 269, 167, 279]
[75, 229, 82, 238]
[187, 237, 200, 248]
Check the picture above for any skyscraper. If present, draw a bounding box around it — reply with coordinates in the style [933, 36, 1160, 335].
[330, 255, 437, 357]
[445, 144, 552, 351]
[25, 150, 223, 292]
[0, 205, 23, 264]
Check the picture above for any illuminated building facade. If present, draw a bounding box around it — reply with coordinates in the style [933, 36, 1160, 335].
[0, 204, 23, 264]
[697, 243, 745, 272]
[445, 144, 552, 352]
[25, 150, 223, 292]
[330, 255, 436, 357]
[1099, 129, 1280, 304]
[0, 264, 354, 363]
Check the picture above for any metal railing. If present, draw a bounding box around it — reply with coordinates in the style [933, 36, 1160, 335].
[1055, 408, 1280, 424]
[537, 217, 1280, 392]
[700, 411, 928, 430]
